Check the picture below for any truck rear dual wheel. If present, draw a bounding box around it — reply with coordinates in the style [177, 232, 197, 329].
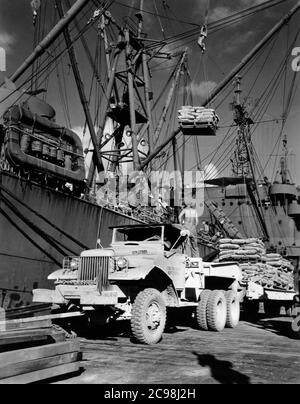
[196, 290, 211, 331]
[206, 290, 227, 332]
[196, 290, 227, 332]
[131, 288, 167, 345]
[225, 290, 240, 329]
[196, 290, 240, 332]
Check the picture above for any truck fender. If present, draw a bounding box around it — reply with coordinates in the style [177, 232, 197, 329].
[110, 263, 168, 282]
[144, 266, 179, 307]
[48, 269, 64, 280]
[48, 269, 77, 281]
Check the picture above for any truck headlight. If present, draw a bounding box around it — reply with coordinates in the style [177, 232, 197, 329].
[70, 258, 79, 271]
[116, 257, 128, 270]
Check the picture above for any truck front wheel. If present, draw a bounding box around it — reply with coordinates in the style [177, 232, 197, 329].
[225, 290, 240, 328]
[131, 288, 166, 345]
[206, 290, 227, 332]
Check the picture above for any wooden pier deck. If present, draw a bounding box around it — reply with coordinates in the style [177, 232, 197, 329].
[51, 315, 300, 385]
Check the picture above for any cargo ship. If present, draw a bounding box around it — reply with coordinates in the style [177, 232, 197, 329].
[0, 0, 300, 308]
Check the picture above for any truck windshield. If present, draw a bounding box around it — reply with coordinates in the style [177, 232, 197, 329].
[113, 227, 163, 243]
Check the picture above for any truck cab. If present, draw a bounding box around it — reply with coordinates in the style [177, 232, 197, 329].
[33, 224, 242, 344]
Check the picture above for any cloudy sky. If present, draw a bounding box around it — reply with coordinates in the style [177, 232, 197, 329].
[0, 0, 299, 181]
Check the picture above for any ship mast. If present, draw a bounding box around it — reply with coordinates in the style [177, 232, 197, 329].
[231, 76, 253, 178]
[139, 0, 154, 156]
[138, 0, 300, 171]
[85, 4, 188, 187]
[7, 0, 300, 190]
[231, 77, 269, 241]
[277, 135, 293, 185]
[10, 0, 93, 83]
[55, 0, 105, 177]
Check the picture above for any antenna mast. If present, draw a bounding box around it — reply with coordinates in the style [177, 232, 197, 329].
[231, 76, 253, 178]
[231, 77, 269, 240]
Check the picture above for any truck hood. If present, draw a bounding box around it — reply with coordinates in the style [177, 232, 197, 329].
[110, 243, 163, 265]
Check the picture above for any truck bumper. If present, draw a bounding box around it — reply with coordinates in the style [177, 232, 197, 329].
[33, 284, 119, 306]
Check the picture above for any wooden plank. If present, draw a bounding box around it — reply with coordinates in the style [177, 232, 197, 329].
[0, 319, 52, 332]
[0, 335, 50, 348]
[0, 352, 80, 379]
[5, 305, 52, 320]
[0, 362, 81, 384]
[0, 329, 66, 347]
[0, 327, 56, 340]
[0, 311, 82, 332]
[0, 340, 80, 366]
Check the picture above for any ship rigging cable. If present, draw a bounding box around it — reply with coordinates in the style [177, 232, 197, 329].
[1, 0, 289, 114]
[2, 0, 300, 190]
[150, 0, 290, 49]
[0, 207, 61, 267]
[0, 183, 89, 250]
[1, 0, 114, 109]
[1, 195, 78, 257]
[154, 14, 289, 176]
[189, 26, 300, 182]
[0, 2, 101, 112]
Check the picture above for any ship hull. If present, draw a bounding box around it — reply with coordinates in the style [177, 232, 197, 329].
[0, 170, 140, 309]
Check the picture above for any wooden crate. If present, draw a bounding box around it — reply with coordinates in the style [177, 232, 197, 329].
[0, 340, 81, 384]
[0, 311, 82, 383]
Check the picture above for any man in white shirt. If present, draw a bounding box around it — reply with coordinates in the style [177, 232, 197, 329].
[178, 201, 199, 257]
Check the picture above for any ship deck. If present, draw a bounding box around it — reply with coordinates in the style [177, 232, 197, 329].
[51, 315, 300, 385]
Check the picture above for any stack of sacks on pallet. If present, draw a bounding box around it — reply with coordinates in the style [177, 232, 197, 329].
[218, 238, 266, 262]
[217, 239, 294, 291]
[261, 253, 294, 291]
[178, 106, 219, 126]
[239, 262, 294, 291]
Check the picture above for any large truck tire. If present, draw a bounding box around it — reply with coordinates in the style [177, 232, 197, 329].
[131, 288, 166, 345]
[206, 290, 227, 332]
[196, 290, 211, 330]
[225, 290, 240, 328]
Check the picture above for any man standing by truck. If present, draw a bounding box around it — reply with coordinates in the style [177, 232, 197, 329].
[178, 201, 199, 257]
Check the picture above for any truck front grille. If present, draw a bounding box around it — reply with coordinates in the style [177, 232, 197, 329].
[78, 256, 111, 292]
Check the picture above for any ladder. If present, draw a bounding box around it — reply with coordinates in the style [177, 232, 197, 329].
[205, 199, 243, 239]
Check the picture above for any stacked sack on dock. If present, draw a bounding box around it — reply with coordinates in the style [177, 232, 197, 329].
[217, 238, 295, 291]
[239, 263, 294, 291]
[218, 238, 266, 262]
[178, 106, 219, 126]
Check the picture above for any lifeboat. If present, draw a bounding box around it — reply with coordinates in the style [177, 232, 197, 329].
[3, 104, 85, 186]
[288, 202, 300, 230]
[269, 183, 297, 203]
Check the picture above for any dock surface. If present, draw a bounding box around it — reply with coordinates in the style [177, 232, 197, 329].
[51, 315, 300, 384]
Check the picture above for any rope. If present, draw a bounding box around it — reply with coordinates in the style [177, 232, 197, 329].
[153, 0, 166, 39]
